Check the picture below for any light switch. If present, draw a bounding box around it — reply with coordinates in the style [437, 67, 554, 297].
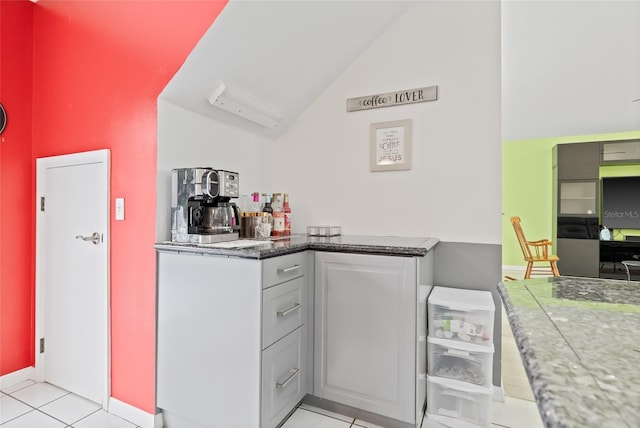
[115, 198, 125, 221]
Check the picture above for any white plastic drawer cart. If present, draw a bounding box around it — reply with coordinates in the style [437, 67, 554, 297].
[425, 286, 495, 428]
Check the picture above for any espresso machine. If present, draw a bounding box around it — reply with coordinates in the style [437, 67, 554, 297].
[171, 168, 240, 243]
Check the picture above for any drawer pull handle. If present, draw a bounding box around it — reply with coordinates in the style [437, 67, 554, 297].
[276, 368, 300, 390]
[278, 264, 302, 274]
[277, 303, 301, 317]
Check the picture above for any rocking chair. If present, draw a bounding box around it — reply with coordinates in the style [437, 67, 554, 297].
[510, 216, 560, 279]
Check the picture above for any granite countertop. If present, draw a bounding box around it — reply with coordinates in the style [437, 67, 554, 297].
[154, 234, 439, 259]
[499, 276, 640, 428]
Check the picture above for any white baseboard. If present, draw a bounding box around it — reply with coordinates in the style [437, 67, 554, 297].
[502, 265, 526, 272]
[108, 398, 163, 428]
[0, 367, 36, 389]
[493, 384, 505, 403]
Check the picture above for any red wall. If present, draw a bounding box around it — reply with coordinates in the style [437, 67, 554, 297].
[1, 0, 227, 413]
[0, 0, 34, 376]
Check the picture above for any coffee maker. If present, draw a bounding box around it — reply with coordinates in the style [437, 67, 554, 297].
[171, 168, 240, 243]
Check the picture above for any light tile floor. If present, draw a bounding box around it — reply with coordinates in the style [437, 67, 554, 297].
[0, 380, 138, 428]
[2, 269, 544, 428]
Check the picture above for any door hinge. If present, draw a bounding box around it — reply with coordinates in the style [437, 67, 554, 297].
[40, 337, 45, 353]
[40, 196, 45, 212]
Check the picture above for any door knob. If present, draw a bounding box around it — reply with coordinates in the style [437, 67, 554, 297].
[75, 232, 101, 245]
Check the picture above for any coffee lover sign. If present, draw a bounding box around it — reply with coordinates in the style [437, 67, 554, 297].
[346, 85, 437, 112]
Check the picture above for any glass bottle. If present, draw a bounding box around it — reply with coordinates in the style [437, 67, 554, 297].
[283, 193, 291, 236]
[272, 193, 284, 237]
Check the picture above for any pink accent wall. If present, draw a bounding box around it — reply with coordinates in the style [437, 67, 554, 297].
[1, 0, 227, 413]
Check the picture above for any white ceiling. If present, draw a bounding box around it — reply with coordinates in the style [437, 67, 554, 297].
[160, 0, 414, 139]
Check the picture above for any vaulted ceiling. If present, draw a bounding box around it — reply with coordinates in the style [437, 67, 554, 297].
[160, 0, 414, 138]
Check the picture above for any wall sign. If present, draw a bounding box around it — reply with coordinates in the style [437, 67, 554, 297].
[347, 86, 437, 112]
[370, 119, 412, 172]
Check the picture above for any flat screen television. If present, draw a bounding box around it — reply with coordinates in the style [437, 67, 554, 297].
[601, 176, 640, 229]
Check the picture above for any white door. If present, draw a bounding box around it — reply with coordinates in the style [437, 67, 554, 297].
[35, 150, 110, 406]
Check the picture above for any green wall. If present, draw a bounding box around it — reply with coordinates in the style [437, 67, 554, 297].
[502, 130, 640, 268]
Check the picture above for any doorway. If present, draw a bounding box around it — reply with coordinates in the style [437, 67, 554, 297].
[35, 149, 110, 407]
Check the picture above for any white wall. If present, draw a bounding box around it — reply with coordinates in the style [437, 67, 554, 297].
[156, 99, 273, 241]
[502, 0, 640, 141]
[273, 2, 502, 244]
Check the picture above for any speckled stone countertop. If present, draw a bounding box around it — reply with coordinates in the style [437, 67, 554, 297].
[499, 276, 640, 428]
[154, 234, 439, 259]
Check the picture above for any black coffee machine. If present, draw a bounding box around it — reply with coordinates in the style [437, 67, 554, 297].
[171, 168, 239, 243]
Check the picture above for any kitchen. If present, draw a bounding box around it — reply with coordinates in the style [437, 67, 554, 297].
[0, 1, 639, 428]
[154, 3, 502, 423]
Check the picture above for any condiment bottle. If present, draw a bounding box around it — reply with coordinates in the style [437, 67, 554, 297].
[272, 193, 285, 237]
[251, 192, 261, 213]
[283, 193, 291, 236]
[262, 194, 273, 215]
[261, 194, 274, 231]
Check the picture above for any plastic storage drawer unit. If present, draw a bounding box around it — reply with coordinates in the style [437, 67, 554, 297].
[428, 287, 494, 347]
[428, 337, 493, 388]
[426, 375, 492, 428]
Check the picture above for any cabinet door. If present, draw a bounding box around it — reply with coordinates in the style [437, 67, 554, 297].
[556, 142, 600, 180]
[558, 180, 598, 216]
[601, 140, 640, 164]
[314, 252, 416, 423]
[557, 239, 600, 277]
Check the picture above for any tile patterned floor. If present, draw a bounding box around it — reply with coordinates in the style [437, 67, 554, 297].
[0, 381, 137, 428]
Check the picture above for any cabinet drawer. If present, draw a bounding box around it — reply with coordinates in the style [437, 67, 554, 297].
[262, 252, 306, 289]
[262, 328, 305, 428]
[428, 337, 493, 388]
[426, 375, 492, 428]
[262, 277, 304, 348]
[428, 287, 494, 347]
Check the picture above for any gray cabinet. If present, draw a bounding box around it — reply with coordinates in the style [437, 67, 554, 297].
[313, 252, 418, 424]
[557, 239, 600, 278]
[156, 250, 310, 428]
[556, 142, 600, 180]
[157, 246, 435, 427]
[260, 252, 309, 428]
[156, 252, 262, 428]
[601, 140, 640, 164]
[553, 142, 600, 277]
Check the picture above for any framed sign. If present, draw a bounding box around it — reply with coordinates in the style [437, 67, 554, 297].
[370, 119, 412, 172]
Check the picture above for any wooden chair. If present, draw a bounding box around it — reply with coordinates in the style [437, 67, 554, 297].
[510, 216, 560, 279]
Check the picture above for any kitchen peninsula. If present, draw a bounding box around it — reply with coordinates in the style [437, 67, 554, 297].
[499, 277, 640, 428]
[155, 235, 439, 428]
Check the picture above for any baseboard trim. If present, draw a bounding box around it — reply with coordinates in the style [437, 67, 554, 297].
[0, 367, 36, 389]
[108, 398, 163, 428]
[493, 384, 505, 403]
[502, 265, 525, 272]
